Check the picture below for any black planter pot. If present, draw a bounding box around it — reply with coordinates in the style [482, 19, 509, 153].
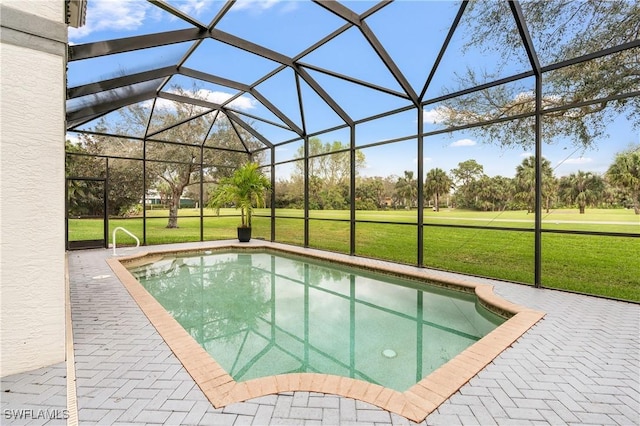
[237, 227, 252, 242]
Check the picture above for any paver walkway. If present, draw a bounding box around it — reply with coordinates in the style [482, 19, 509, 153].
[1, 241, 638, 425]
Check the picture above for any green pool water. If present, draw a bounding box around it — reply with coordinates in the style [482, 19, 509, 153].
[128, 250, 505, 391]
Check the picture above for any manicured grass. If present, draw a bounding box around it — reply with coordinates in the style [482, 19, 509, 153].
[309, 219, 351, 254]
[541, 233, 638, 300]
[422, 227, 535, 284]
[356, 222, 418, 265]
[296, 208, 639, 232]
[68, 208, 640, 301]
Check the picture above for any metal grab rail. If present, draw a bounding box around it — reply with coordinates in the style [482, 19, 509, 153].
[112, 227, 140, 256]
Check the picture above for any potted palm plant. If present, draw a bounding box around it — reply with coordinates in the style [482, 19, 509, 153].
[208, 162, 271, 242]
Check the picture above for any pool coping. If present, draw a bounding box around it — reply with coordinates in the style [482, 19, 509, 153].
[107, 241, 545, 423]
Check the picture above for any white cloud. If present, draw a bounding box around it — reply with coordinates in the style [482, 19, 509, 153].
[520, 152, 533, 157]
[68, 0, 150, 40]
[279, 2, 299, 13]
[422, 106, 450, 124]
[201, 90, 256, 111]
[562, 157, 593, 165]
[450, 139, 476, 147]
[179, 0, 208, 17]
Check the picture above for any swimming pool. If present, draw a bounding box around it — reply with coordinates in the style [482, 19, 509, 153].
[128, 249, 505, 391]
[110, 242, 544, 421]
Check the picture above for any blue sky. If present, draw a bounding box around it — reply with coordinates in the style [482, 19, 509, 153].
[67, 0, 639, 180]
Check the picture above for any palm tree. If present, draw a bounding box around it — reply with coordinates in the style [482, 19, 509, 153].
[559, 171, 604, 214]
[208, 162, 271, 236]
[394, 171, 417, 209]
[474, 175, 514, 211]
[514, 156, 556, 213]
[607, 148, 640, 214]
[425, 168, 452, 212]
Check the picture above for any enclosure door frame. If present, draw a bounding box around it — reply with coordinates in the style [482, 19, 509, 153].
[66, 177, 108, 250]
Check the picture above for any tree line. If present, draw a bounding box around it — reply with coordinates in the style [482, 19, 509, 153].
[440, 149, 639, 215]
[274, 144, 639, 215]
[69, 134, 639, 225]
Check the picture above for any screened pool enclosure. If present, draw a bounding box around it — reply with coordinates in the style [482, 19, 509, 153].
[66, 0, 639, 301]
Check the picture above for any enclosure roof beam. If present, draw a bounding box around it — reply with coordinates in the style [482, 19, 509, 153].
[295, 66, 353, 127]
[311, 0, 360, 26]
[200, 110, 220, 146]
[360, 0, 392, 20]
[67, 66, 177, 99]
[311, 0, 417, 105]
[158, 91, 224, 110]
[226, 118, 251, 153]
[226, 110, 274, 148]
[360, 21, 419, 105]
[541, 39, 640, 73]
[155, 92, 276, 148]
[294, 72, 307, 135]
[180, 67, 251, 92]
[69, 27, 208, 61]
[230, 109, 296, 133]
[419, 1, 468, 101]
[509, 1, 541, 75]
[297, 61, 410, 100]
[422, 70, 535, 107]
[293, 23, 352, 62]
[146, 108, 215, 139]
[157, 91, 269, 141]
[210, 28, 293, 66]
[67, 112, 113, 130]
[148, 0, 208, 30]
[208, 0, 235, 29]
[250, 89, 304, 136]
[66, 91, 157, 128]
[67, 129, 145, 142]
[156, 40, 204, 95]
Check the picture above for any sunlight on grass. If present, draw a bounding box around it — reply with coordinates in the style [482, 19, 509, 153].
[309, 219, 350, 254]
[67, 208, 639, 301]
[356, 222, 417, 265]
[423, 227, 535, 284]
[542, 234, 639, 301]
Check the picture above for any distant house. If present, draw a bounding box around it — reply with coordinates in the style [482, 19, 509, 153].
[144, 190, 196, 208]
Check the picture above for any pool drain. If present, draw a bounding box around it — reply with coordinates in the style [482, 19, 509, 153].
[382, 349, 397, 359]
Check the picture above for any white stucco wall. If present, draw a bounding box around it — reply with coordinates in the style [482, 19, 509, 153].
[2, 0, 63, 21]
[0, 1, 66, 376]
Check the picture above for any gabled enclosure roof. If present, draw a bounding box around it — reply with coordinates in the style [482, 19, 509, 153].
[66, 0, 638, 154]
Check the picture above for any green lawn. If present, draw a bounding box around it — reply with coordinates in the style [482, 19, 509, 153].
[279, 207, 640, 232]
[68, 208, 640, 302]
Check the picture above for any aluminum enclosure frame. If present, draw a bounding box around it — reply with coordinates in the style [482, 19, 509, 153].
[66, 0, 640, 291]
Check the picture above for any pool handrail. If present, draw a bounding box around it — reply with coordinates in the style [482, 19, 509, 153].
[112, 227, 140, 256]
